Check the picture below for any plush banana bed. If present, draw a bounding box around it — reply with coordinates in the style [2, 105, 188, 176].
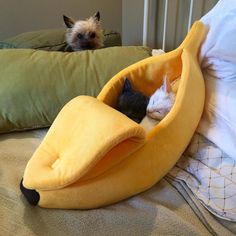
[1, 21, 236, 236]
[21, 22, 206, 209]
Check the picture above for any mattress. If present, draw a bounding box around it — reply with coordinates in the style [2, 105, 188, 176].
[1, 129, 235, 235]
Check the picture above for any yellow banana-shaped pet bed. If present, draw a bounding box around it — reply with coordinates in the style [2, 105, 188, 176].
[21, 22, 206, 209]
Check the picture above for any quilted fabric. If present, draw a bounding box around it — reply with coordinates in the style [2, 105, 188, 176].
[169, 133, 236, 221]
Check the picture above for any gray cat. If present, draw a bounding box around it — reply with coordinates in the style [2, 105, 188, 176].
[116, 78, 149, 123]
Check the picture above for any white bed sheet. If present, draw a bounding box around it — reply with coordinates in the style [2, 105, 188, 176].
[198, 0, 236, 160]
[169, 133, 236, 222]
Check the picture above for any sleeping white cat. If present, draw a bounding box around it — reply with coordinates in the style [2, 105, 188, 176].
[140, 76, 176, 132]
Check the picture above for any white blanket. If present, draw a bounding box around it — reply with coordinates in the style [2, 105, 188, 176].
[197, 0, 236, 160]
[169, 133, 236, 222]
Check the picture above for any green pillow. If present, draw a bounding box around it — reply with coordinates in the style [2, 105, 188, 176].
[0, 29, 121, 51]
[0, 46, 151, 133]
[0, 42, 16, 49]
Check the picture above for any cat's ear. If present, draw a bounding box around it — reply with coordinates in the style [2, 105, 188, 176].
[162, 75, 172, 93]
[123, 78, 133, 92]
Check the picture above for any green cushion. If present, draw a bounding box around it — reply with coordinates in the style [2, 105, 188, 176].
[0, 46, 151, 133]
[0, 42, 17, 49]
[0, 29, 121, 51]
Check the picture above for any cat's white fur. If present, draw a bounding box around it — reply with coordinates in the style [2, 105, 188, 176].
[140, 76, 176, 132]
[140, 116, 159, 133]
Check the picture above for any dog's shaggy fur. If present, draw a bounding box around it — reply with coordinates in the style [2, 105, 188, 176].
[63, 12, 104, 51]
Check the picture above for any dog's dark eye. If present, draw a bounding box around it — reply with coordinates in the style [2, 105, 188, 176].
[77, 33, 83, 39]
[90, 32, 96, 38]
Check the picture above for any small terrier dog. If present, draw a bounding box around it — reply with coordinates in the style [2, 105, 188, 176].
[63, 12, 104, 51]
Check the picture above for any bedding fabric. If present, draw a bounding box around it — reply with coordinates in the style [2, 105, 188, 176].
[0, 46, 151, 134]
[198, 0, 236, 160]
[169, 133, 236, 222]
[1, 129, 235, 236]
[0, 29, 121, 51]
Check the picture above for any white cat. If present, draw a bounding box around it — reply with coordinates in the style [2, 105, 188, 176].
[140, 75, 176, 132]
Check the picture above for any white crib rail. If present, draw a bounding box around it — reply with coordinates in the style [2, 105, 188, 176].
[187, 0, 194, 32]
[143, 0, 149, 46]
[162, 0, 168, 51]
[143, 0, 196, 50]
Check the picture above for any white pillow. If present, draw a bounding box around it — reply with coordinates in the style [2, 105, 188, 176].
[200, 0, 236, 79]
[197, 77, 236, 159]
[198, 0, 236, 160]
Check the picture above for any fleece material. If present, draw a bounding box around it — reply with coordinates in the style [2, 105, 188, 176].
[22, 22, 206, 209]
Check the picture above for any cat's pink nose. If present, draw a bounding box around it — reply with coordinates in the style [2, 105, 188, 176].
[147, 106, 156, 113]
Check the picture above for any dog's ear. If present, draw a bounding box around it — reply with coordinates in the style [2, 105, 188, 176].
[63, 15, 75, 28]
[93, 11, 100, 21]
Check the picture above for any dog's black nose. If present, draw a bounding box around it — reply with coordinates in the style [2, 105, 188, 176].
[80, 42, 94, 50]
[20, 178, 40, 206]
[77, 33, 83, 39]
